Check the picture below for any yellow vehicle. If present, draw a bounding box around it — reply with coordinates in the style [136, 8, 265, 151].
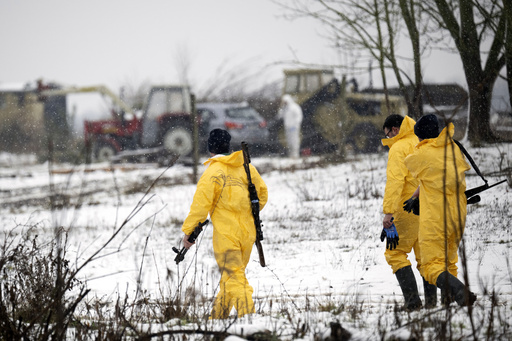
[0, 80, 67, 154]
[282, 69, 407, 154]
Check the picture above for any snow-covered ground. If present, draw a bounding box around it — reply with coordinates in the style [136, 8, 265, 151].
[0, 143, 511, 340]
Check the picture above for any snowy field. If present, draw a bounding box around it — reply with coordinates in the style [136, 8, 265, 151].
[0, 143, 511, 340]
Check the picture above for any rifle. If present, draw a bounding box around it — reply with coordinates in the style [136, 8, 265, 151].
[465, 179, 507, 204]
[454, 140, 508, 205]
[172, 219, 209, 264]
[241, 141, 266, 267]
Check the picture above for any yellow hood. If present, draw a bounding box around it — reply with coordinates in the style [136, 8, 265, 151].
[204, 150, 244, 167]
[382, 116, 417, 148]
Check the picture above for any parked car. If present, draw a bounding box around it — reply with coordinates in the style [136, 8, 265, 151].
[196, 102, 270, 155]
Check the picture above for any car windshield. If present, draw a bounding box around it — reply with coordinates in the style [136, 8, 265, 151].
[225, 107, 260, 120]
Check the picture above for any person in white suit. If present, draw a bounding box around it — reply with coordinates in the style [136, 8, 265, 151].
[277, 94, 303, 158]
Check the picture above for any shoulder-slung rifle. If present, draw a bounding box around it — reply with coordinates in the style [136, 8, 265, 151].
[172, 219, 209, 264]
[454, 140, 508, 204]
[241, 142, 266, 267]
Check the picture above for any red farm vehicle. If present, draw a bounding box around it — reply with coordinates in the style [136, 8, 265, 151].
[40, 84, 196, 164]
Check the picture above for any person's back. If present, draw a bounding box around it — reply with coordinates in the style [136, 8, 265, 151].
[184, 152, 265, 235]
[405, 123, 469, 246]
[404, 115, 475, 307]
[181, 129, 268, 318]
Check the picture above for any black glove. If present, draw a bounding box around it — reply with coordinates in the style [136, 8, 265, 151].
[380, 223, 399, 250]
[403, 197, 419, 215]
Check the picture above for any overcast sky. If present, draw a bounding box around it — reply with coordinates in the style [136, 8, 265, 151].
[0, 1, 338, 91]
[0, 0, 473, 92]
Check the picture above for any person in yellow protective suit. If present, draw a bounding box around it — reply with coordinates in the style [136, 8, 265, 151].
[181, 129, 268, 319]
[381, 114, 438, 310]
[404, 114, 476, 307]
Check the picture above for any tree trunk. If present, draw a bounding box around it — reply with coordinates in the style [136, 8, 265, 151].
[399, 0, 423, 119]
[466, 77, 495, 144]
[376, 0, 391, 112]
[433, 0, 505, 143]
[384, 0, 414, 116]
[462, 49, 500, 144]
[504, 0, 512, 105]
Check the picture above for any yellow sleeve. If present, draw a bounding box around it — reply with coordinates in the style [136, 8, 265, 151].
[383, 145, 409, 214]
[181, 168, 218, 235]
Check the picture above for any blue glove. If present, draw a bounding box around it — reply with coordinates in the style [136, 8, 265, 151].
[380, 223, 399, 250]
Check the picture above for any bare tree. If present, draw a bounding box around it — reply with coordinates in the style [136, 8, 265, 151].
[415, 0, 506, 143]
[120, 78, 151, 111]
[195, 56, 279, 102]
[276, 0, 511, 142]
[173, 42, 194, 87]
[274, 0, 430, 119]
[396, 0, 424, 118]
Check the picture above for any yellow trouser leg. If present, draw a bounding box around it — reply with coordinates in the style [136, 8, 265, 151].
[211, 233, 254, 319]
[420, 224, 462, 285]
[384, 212, 421, 274]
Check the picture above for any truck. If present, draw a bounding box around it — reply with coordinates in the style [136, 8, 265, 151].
[0, 84, 46, 153]
[282, 69, 408, 155]
[0, 80, 68, 155]
[40, 83, 195, 163]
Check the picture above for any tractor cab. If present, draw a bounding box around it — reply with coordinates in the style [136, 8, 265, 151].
[140, 85, 192, 151]
[283, 69, 336, 105]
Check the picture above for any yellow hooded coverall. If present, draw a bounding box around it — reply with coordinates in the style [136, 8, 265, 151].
[404, 123, 470, 285]
[182, 151, 268, 319]
[381, 116, 421, 273]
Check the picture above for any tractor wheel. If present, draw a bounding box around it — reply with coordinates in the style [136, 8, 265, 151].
[94, 142, 117, 162]
[163, 127, 193, 156]
[347, 122, 381, 154]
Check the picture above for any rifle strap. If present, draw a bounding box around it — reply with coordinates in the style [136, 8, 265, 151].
[453, 140, 488, 185]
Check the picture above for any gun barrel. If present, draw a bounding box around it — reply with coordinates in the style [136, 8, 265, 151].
[465, 180, 507, 198]
[465, 184, 488, 198]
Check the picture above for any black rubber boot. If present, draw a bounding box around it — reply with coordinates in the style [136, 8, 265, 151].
[423, 277, 438, 308]
[395, 266, 422, 311]
[436, 271, 477, 307]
